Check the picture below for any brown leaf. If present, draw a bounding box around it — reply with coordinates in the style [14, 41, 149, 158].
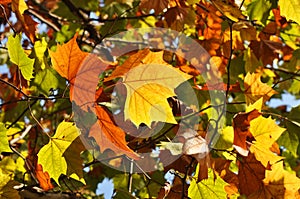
[238, 153, 266, 196]
[212, 158, 239, 198]
[233, 109, 261, 156]
[249, 40, 293, 66]
[157, 182, 171, 199]
[139, 0, 169, 14]
[22, 14, 38, 43]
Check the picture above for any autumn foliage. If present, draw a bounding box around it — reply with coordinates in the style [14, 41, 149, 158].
[1, 0, 300, 198]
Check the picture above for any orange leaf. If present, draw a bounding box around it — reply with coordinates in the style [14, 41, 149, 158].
[0, 0, 12, 4]
[105, 48, 167, 81]
[233, 109, 261, 156]
[35, 164, 54, 191]
[89, 105, 139, 159]
[50, 33, 88, 84]
[244, 73, 277, 105]
[50, 34, 107, 111]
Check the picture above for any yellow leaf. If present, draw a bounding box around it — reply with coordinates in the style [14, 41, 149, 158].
[279, 0, 300, 25]
[250, 142, 284, 168]
[244, 73, 277, 105]
[250, 116, 285, 149]
[12, 0, 28, 15]
[249, 116, 285, 167]
[37, 122, 81, 184]
[249, 162, 300, 198]
[127, 83, 176, 127]
[246, 97, 263, 112]
[120, 51, 191, 127]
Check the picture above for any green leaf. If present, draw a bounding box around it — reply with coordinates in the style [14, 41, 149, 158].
[279, 0, 300, 25]
[31, 67, 65, 96]
[33, 37, 47, 70]
[188, 166, 228, 199]
[37, 122, 81, 184]
[246, 0, 277, 24]
[0, 123, 12, 154]
[7, 34, 34, 81]
[278, 105, 300, 156]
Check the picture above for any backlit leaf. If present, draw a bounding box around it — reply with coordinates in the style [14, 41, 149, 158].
[188, 167, 228, 199]
[139, 0, 169, 14]
[50, 34, 106, 109]
[0, 169, 20, 199]
[49, 33, 88, 84]
[0, 123, 12, 154]
[244, 73, 277, 105]
[238, 153, 266, 196]
[89, 105, 138, 159]
[279, 0, 300, 25]
[37, 122, 81, 184]
[119, 50, 191, 127]
[12, 0, 28, 15]
[7, 34, 34, 81]
[34, 37, 47, 70]
[246, 0, 277, 24]
[233, 109, 261, 156]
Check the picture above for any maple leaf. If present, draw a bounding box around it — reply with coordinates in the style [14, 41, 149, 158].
[211, 0, 245, 22]
[244, 72, 277, 105]
[0, 168, 20, 199]
[249, 116, 285, 167]
[233, 109, 261, 156]
[113, 49, 191, 127]
[50, 34, 89, 83]
[189, 167, 228, 199]
[37, 122, 82, 184]
[279, 0, 300, 25]
[35, 164, 54, 191]
[50, 34, 107, 110]
[253, 162, 300, 199]
[7, 34, 34, 81]
[123, 66, 190, 127]
[0, 0, 11, 4]
[238, 153, 266, 196]
[139, 0, 169, 15]
[0, 123, 12, 154]
[249, 40, 292, 66]
[89, 105, 138, 159]
[33, 37, 47, 70]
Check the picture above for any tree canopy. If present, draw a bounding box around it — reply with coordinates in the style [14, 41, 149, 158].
[1, 0, 300, 198]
